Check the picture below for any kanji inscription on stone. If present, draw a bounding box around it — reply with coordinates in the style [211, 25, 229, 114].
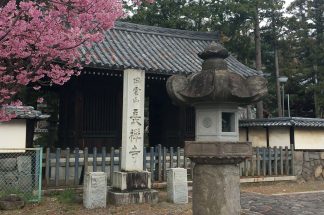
[121, 69, 145, 171]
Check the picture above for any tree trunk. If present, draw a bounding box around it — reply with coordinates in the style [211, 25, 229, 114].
[275, 48, 282, 117]
[314, 65, 319, 117]
[313, 0, 322, 118]
[246, 105, 252, 119]
[254, 5, 263, 119]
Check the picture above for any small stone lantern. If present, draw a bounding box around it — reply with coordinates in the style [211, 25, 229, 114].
[167, 42, 267, 215]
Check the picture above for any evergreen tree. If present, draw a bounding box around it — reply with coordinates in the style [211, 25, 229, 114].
[282, 0, 324, 117]
[125, 0, 192, 30]
[127, 0, 324, 118]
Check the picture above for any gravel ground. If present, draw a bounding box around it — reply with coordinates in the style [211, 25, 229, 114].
[1, 190, 192, 215]
[2, 181, 324, 215]
[241, 191, 324, 215]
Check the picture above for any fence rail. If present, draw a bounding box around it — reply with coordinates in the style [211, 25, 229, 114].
[43, 145, 295, 187]
[239, 145, 295, 177]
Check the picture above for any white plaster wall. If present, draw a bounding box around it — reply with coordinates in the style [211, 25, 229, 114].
[239, 128, 247, 142]
[294, 128, 324, 150]
[269, 127, 290, 148]
[0, 119, 26, 152]
[248, 127, 267, 147]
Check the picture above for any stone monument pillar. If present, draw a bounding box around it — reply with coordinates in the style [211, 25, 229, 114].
[121, 69, 145, 171]
[167, 42, 267, 214]
[108, 69, 158, 205]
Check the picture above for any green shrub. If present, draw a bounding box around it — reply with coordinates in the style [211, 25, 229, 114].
[57, 189, 77, 204]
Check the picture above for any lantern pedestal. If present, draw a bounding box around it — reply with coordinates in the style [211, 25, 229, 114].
[185, 141, 252, 215]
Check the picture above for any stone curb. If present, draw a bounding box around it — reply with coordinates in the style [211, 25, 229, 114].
[240, 176, 297, 183]
[272, 190, 324, 196]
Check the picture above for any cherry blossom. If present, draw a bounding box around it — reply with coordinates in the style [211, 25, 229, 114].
[0, 0, 149, 121]
[37, 97, 44, 104]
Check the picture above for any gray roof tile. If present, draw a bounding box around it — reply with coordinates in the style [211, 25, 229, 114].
[82, 22, 263, 77]
[240, 117, 324, 128]
[2, 106, 50, 120]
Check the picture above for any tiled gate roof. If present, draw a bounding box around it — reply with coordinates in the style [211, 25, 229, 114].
[240, 117, 324, 128]
[2, 106, 49, 120]
[80, 22, 262, 77]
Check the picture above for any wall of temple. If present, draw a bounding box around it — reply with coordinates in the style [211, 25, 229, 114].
[268, 127, 290, 148]
[294, 128, 324, 150]
[0, 119, 26, 152]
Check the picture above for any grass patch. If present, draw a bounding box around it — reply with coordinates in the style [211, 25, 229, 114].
[56, 189, 78, 204]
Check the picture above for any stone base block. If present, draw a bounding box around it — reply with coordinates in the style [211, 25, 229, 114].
[112, 171, 151, 191]
[0, 158, 17, 172]
[167, 168, 188, 204]
[0, 195, 25, 210]
[83, 172, 107, 209]
[107, 189, 158, 205]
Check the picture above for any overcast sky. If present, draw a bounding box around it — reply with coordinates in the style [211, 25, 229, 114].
[284, 0, 294, 8]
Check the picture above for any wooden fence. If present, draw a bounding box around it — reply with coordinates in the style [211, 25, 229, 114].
[43, 144, 295, 187]
[239, 145, 295, 177]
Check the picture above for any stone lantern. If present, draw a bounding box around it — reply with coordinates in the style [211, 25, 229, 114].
[167, 42, 267, 215]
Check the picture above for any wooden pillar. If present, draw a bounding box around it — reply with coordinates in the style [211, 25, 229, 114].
[58, 87, 70, 148]
[26, 119, 35, 148]
[266, 127, 270, 147]
[75, 87, 83, 148]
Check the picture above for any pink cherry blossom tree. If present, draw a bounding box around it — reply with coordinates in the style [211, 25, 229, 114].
[0, 0, 148, 121]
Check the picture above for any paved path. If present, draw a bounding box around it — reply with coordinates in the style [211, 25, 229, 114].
[241, 191, 324, 215]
